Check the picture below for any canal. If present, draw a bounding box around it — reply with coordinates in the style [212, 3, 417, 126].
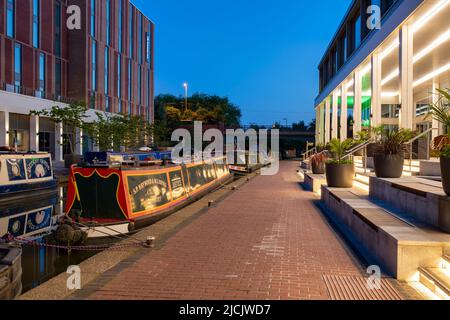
[1, 185, 100, 294]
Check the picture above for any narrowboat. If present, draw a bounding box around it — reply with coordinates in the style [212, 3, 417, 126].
[228, 151, 272, 174]
[0, 244, 22, 300]
[0, 152, 57, 199]
[65, 152, 233, 238]
[0, 192, 61, 241]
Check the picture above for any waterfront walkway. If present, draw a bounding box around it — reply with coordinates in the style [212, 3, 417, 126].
[71, 162, 412, 300]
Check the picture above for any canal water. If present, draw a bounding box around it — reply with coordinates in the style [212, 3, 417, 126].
[1, 186, 99, 294]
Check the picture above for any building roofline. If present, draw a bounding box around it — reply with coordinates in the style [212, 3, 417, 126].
[130, 0, 156, 25]
[317, 0, 359, 67]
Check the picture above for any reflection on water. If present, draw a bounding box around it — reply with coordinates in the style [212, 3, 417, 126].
[0, 185, 98, 295]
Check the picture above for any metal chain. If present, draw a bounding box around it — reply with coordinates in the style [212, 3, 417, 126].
[14, 237, 148, 252]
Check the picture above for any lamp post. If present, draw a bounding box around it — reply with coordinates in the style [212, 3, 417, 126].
[183, 82, 188, 113]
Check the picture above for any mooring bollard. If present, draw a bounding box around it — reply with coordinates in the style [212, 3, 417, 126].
[145, 236, 156, 248]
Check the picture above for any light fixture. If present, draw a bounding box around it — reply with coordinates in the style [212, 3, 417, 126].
[381, 91, 399, 97]
[360, 64, 371, 76]
[381, 69, 400, 86]
[413, 62, 450, 87]
[413, 28, 450, 63]
[380, 39, 400, 60]
[412, 0, 450, 33]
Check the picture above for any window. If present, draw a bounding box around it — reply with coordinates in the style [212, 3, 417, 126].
[128, 60, 132, 101]
[118, 0, 123, 52]
[129, 6, 133, 58]
[146, 31, 151, 63]
[354, 15, 361, 49]
[106, 0, 111, 46]
[33, 0, 40, 48]
[92, 41, 97, 91]
[138, 67, 141, 105]
[90, 0, 95, 37]
[118, 55, 122, 105]
[105, 47, 109, 111]
[55, 60, 61, 97]
[38, 53, 45, 97]
[55, 1, 61, 57]
[6, 0, 15, 38]
[14, 43, 21, 92]
[138, 14, 142, 63]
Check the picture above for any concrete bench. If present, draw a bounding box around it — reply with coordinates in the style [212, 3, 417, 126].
[321, 186, 450, 281]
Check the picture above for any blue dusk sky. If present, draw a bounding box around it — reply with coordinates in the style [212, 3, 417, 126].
[133, 0, 352, 125]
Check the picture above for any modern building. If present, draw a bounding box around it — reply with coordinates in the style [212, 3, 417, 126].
[315, 0, 450, 147]
[0, 0, 154, 160]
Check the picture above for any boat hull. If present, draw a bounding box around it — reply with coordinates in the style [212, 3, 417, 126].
[66, 159, 232, 237]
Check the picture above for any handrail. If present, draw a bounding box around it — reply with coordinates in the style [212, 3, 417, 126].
[404, 127, 437, 170]
[405, 128, 436, 146]
[302, 147, 317, 160]
[342, 139, 374, 160]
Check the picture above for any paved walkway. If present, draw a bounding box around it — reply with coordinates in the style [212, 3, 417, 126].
[81, 162, 407, 300]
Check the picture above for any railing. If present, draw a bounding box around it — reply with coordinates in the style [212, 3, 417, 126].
[404, 127, 437, 171]
[342, 139, 375, 174]
[301, 147, 317, 161]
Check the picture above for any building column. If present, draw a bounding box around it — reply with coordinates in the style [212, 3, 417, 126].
[75, 128, 83, 155]
[332, 91, 339, 139]
[340, 83, 348, 140]
[432, 80, 441, 140]
[55, 123, 63, 162]
[354, 70, 362, 134]
[30, 116, 39, 152]
[371, 52, 382, 127]
[399, 25, 414, 130]
[315, 106, 320, 144]
[324, 98, 331, 144]
[0, 111, 9, 147]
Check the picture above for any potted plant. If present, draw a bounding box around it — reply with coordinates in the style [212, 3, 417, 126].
[373, 128, 415, 179]
[429, 88, 450, 196]
[325, 139, 355, 188]
[30, 103, 89, 168]
[310, 152, 328, 174]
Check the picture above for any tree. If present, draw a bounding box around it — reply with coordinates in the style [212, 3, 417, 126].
[30, 103, 88, 155]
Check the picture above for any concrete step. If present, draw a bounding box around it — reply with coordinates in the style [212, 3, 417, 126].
[419, 267, 450, 300]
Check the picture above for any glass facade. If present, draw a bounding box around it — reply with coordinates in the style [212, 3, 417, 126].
[118, 55, 122, 112]
[92, 41, 97, 91]
[6, 0, 15, 38]
[55, 60, 61, 97]
[129, 7, 133, 58]
[104, 48, 109, 111]
[14, 43, 21, 91]
[106, 0, 111, 46]
[118, 0, 123, 52]
[128, 60, 132, 102]
[138, 14, 142, 63]
[54, 1, 61, 57]
[90, 0, 95, 37]
[33, 0, 40, 48]
[38, 53, 45, 96]
[361, 67, 372, 128]
[138, 67, 141, 105]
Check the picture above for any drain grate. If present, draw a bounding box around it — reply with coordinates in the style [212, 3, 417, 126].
[323, 275, 403, 300]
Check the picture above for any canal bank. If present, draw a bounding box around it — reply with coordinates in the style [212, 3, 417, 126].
[22, 162, 422, 300]
[19, 170, 257, 300]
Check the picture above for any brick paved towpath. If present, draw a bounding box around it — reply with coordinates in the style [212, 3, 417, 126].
[72, 161, 414, 300]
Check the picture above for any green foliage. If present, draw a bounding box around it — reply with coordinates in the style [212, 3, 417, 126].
[377, 127, 415, 155]
[353, 125, 383, 145]
[154, 93, 242, 126]
[428, 88, 450, 149]
[29, 103, 88, 154]
[327, 138, 354, 164]
[442, 145, 450, 158]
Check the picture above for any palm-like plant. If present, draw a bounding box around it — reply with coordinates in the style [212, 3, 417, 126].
[429, 88, 450, 140]
[327, 138, 354, 164]
[379, 128, 415, 155]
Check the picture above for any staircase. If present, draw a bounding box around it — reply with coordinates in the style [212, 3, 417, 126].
[418, 254, 450, 300]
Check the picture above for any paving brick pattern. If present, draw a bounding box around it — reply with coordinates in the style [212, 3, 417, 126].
[86, 162, 398, 300]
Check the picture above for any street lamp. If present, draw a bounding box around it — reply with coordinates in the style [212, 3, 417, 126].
[183, 82, 188, 113]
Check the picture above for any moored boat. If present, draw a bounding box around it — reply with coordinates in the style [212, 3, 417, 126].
[0, 152, 57, 200]
[65, 153, 232, 238]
